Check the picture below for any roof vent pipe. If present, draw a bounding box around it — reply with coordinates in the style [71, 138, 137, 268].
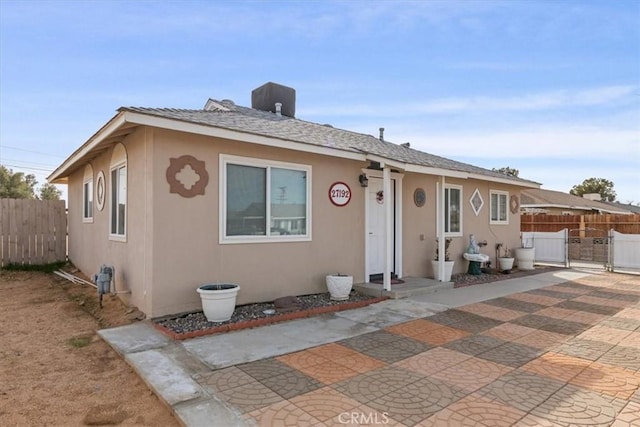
[275, 102, 282, 117]
[379, 127, 385, 141]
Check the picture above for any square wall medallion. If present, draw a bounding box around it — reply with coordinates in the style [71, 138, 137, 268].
[470, 188, 484, 216]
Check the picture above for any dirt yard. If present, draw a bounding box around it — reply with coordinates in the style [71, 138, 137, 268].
[0, 269, 179, 426]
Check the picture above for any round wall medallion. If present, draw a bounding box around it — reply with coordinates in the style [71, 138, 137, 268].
[414, 188, 426, 207]
[510, 194, 520, 214]
[329, 182, 351, 206]
[95, 171, 106, 211]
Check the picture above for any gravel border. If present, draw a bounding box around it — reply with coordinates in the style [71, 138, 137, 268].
[155, 291, 376, 335]
[155, 266, 558, 337]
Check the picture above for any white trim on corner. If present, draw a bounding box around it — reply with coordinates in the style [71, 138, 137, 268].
[490, 189, 509, 225]
[219, 154, 312, 244]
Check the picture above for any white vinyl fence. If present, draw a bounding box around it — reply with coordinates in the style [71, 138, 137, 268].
[521, 230, 568, 266]
[522, 229, 640, 273]
[610, 230, 640, 272]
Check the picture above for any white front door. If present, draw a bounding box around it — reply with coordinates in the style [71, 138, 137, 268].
[367, 177, 394, 277]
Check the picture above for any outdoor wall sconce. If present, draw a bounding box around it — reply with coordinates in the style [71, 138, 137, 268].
[359, 173, 369, 187]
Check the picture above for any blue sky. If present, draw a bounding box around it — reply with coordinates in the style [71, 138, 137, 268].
[1, 0, 638, 203]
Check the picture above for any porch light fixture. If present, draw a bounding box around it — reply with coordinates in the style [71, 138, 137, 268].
[358, 173, 369, 187]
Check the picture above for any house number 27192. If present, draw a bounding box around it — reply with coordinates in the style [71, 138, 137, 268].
[329, 182, 351, 207]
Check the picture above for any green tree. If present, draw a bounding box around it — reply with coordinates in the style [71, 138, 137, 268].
[0, 165, 37, 199]
[570, 178, 617, 202]
[39, 183, 61, 200]
[492, 166, 519, 177]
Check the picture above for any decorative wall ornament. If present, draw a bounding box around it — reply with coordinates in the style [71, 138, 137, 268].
[328, 182, 351, 206]
[413, 188, 426, 207]
[510, 194, 520, 214]
[166, 155, 209, 198]
[376, 190, 384, 204]
[95, 171, 106, 211]
[470, 188, 484, 216]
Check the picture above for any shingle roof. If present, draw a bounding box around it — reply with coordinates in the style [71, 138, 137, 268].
[521, 188, 633, 214]
[120, 100, 538, 186]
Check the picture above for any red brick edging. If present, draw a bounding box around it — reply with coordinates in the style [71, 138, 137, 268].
[153, 296, 389, 340]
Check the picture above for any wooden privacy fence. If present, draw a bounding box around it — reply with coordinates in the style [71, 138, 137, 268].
[521, 213, 640, 234]
[0, 199, 67, 267]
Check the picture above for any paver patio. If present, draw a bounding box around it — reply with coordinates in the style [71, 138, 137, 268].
[198, 273, 640, 426]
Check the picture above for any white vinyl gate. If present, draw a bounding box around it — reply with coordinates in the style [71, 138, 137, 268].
[610, 230, 640, 272]
[521, 230, 568, 266]
[521, 229, 640, 273]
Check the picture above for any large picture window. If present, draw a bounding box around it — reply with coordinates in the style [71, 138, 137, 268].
[221, 155, 311, 243]
[445, 185, 462, 236]
[490, 190, 509, 224]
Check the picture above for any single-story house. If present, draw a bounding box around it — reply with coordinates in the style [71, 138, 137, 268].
[49, 82, 540, 318]
[521, 188, 633, 215]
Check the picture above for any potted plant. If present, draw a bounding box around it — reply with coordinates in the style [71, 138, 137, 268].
[326, 273, 353, 300]
[197, 283, 240, 322]
[431, 238, 454, 282]
[515, 237, 535, 270]
[497, 245, 515, 273]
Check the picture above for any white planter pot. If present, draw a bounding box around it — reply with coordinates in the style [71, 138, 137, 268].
[431, 260, 455, 282]
[515, 247, 535, 270]
[197, 283, 240, 322]
[498, 257, 515, 272]
[326, 274, 353, 300]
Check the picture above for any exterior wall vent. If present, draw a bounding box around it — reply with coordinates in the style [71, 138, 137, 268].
[251, 82, 296, 117]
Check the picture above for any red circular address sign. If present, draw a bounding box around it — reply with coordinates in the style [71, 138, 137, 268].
[329, 182, 351, 206]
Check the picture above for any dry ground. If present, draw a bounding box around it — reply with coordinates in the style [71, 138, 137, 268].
[0, 269, 179, 426]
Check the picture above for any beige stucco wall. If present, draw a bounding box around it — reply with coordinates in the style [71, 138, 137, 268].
[67, 128, 152, 314]
[67, 125, 526, 317]
[148, 128, 367, 317]
[401, 175, 523, 278]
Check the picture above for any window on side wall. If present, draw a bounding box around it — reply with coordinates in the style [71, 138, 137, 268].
[82, 164, 94, 223]
[109, 143, 127, 241]
[444, 185, 462, 236]
[490, 190, 509, 224]
[221, 155, 311, 243]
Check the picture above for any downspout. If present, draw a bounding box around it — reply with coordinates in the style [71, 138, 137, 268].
[437, 176, 446, 281]
[383, 165, 392, 291]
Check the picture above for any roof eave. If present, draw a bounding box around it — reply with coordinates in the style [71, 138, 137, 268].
[48, 112, 128, 183]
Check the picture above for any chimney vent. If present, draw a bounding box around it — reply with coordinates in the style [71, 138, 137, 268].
[379, 127, 385, 141]
[400, 142, 410, 148]
[251, 82, 296, 117]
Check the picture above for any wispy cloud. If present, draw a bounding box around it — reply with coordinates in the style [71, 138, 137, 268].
[404, 127, 639, 161]
[301, 85, 638, 117]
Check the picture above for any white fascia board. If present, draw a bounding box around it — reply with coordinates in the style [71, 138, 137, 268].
[404, 163, 469, 179]
[125, 112, 367, 162]
[467, 173, 541, 188]
[48, 113, 127, 183]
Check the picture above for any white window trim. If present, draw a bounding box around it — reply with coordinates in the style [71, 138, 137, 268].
[82, 177, 94, 223]
[490, 190, 509, 225]
[109, 160, 127, 242]
[445, 184, 463, 237]
[219, 154, 312, 244]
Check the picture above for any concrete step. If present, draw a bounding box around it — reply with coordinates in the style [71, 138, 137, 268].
[354, 277, 454, 299]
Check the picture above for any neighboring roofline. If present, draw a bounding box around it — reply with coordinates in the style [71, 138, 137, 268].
[49, 110, 539, 189]
[520, 203, 632, 214]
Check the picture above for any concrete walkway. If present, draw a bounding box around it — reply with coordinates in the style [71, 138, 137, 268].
[98, 268, 640, 426]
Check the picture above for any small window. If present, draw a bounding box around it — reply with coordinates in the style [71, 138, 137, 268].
[490, 190, 509, 224]
[221, 155, 311, 243]
[109, 143, 127, 240]
[445, 185, 462, 236]
[82, 164, 94, 222]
